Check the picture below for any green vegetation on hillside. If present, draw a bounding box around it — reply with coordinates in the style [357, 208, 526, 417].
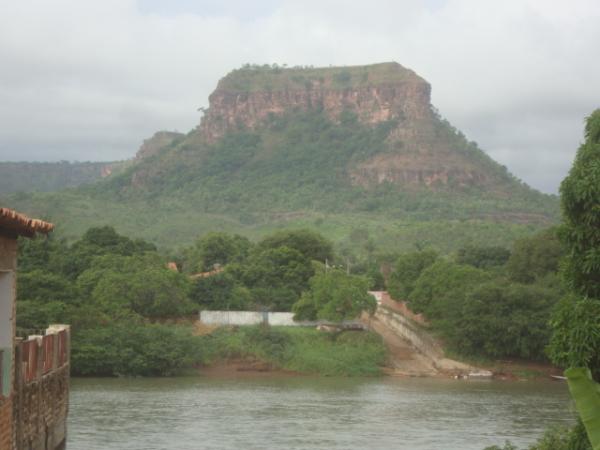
[101, 108, 554, 218]
[2, 107, 558, 252]
[0, 160, 124, 194]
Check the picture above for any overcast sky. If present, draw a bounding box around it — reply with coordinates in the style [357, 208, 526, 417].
[0, 0, 598, 193]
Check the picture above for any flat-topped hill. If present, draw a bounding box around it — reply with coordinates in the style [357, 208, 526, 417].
[1, 62, 559, 250]
[216, 62, 425, 92]
[201, 62, 430, 143]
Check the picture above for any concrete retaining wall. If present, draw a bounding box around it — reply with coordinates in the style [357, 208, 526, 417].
[374, 305, 443, 360]
[199, 311, 316, 327]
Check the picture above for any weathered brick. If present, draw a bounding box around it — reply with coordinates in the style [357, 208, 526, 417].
[0, 398, 12, 450]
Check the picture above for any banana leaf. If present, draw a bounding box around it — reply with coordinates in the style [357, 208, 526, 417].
[565, 367, 600, 449]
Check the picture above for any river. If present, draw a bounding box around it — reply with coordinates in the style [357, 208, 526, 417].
[68, 376, 574, 450]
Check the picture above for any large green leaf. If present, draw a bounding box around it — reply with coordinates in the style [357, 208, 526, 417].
[566, 367, 600, 449]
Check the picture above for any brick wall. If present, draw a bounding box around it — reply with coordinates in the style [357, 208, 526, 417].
[14, 366, 68, 450]
[0, 399, 12, 450]
[13, 327, 70, 450]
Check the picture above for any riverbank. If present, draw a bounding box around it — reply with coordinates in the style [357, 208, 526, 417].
[195, 325, 563, 381]
[70, 320, 562, 380]
[199, 325, 386, 377]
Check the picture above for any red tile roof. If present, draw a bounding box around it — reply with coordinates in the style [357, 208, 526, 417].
[0, 208, 54, 238]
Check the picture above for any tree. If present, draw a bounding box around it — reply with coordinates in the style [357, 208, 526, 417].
[293, 270, 376, 322]
[190, 271, 252, 310]
[241, 246, 314, 311]
[387, 250, 438, 300]
[548, 110, 600, 377]
[506, 228, 564, 283]
[185, 232, 252, 272]
[452, 280, 559, 359]
[61, 226, 156, 279]
[17, 270, 78, 305]
[456, 244, 510, 269]
[258, 229, 334, 262]
[90, 267, 193, 318]
[408, 259, 490, 320]
[78, 253, 194, 318]
[547, 110, 600, 449]
[558, 109, 600, 298]
[17, 234, 68, 274]
[71, 323, 203, 377]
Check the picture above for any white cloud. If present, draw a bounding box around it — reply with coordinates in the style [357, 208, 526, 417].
[0, 0, 598, 193]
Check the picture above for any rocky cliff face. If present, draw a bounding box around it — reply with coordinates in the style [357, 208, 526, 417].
[135, 131, 184, 160]
[199, 62, 432, 143]
[197, 62, 506, 191]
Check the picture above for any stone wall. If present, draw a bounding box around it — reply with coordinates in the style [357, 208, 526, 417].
[13, 326, 70, 450]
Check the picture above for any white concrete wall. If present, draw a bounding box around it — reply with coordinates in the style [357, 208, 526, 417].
[199, 310, 315, 327]
[266, 312, 298, 326]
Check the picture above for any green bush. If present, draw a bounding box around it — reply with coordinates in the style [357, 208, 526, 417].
[292, 269, 375, 321]
[201, 326, 385, 376]
[388, 249, 438, 300]
[451, 280, 559, 359]
[483, 420, 591, 450]
[71, 323, 204, 377]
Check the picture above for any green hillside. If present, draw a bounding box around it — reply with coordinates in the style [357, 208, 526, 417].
[0, 63, 559, 253]
[0, 160, 125, 194]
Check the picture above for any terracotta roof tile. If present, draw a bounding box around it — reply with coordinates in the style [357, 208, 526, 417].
[0, 207, 54, 238]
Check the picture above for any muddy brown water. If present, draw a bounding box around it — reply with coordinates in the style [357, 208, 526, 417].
[69, 375, 574, 450]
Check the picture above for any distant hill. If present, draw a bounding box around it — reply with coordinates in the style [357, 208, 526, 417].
[1, 62, 559, 251]
[0, 160, 125, 194]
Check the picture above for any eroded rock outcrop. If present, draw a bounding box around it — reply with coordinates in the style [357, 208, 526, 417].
[196, 62, 503, 190]
[199, 62, 431, 143]
[135, 131, 184, 160]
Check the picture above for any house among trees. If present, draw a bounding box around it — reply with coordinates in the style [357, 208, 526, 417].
[0, 208, 70, 450]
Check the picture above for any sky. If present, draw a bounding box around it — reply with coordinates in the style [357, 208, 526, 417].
[0, 0, 598, 194]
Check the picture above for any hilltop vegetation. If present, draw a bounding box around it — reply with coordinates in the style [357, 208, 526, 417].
[218, 62, 420, 92]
